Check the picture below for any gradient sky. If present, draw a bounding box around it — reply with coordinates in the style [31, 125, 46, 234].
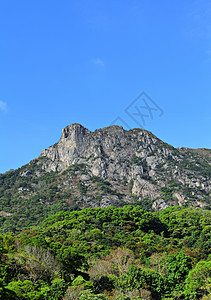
[0, 0, 211, 173]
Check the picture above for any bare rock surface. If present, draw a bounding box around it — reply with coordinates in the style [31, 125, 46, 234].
[37, 123, 211, 210]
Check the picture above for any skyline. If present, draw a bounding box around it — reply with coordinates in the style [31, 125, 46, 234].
[1, 0, 211, 173]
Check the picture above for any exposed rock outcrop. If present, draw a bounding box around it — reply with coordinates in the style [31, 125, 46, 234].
[38, 123, 211, 209]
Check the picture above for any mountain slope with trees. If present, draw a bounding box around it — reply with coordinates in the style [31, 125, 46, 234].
[0, 124, 211, 233]
[0, 124, 210, 234]
[0, 206, 210, 299]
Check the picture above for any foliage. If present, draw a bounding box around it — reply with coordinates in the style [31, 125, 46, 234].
[164, 250, 192, 291]
[79, 289, 108, 299]
[0, 206, 210, 299]
[184, 260, 211, 299]
[119, 265, 167, 299]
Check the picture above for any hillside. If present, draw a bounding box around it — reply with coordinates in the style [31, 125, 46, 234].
[0, 206, 210, 299]
[0, 123, 210, 233]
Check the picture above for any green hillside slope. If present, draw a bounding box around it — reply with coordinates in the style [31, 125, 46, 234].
[0, 206, 210, 299]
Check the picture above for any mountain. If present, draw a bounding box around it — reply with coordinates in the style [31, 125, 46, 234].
[0, 123, 210, 233]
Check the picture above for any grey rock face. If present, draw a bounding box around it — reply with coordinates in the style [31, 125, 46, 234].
[39, 123, 211, 210]
[41, 124, 158, 178]
[152, 199, 168, 211]
[132, 176, 160, 200]
[21, 170, 32, 177]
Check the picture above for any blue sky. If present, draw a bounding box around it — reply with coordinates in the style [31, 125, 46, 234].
[0, 0, 211, 173]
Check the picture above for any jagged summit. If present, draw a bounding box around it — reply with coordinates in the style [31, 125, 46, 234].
[40, 123, 159, 174]
[60, 123, 91, 141]
[60, 123, 126, 141]
[59, 123, 156, 136]
[36, 123, 211, 210]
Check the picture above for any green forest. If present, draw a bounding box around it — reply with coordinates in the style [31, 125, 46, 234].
[0, 205, 210, 299]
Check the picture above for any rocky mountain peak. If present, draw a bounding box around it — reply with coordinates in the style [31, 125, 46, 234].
[37, 123, 211, 210]
[40, 123, 153, 173]
[1, 123, 210, 232]
[61, 123, 90, 140]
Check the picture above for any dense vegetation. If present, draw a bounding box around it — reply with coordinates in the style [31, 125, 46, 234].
[0, 206, 210, 299]
[0, 160, 80, 234]
[0, 125, 210, 299]
[1, 152, 210, 236]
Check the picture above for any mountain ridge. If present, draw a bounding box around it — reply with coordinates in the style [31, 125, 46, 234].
[0, 123, 210, 233]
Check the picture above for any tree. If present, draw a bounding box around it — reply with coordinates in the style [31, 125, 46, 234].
[6, 280, 41, 300]
[164, 250, 192, 291]
[0, 241, 17, 299]
[58, 246, 87, 277]
[184, 260, 211, 299]
[8, 246, 61, 284]
[119, 265, 167, 299]
[49, 278, 66, 300]
[79, 289, 108, 300]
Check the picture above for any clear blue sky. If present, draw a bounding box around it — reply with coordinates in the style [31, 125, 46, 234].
[0, 0, 211, 173]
